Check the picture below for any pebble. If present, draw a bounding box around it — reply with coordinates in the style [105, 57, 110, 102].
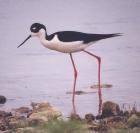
[0, 96, 6, 104]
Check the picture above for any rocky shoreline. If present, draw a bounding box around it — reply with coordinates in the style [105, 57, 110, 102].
[1, 101, 140, 133]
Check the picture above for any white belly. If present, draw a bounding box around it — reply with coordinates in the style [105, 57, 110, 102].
[45, 42, 90, 53]
[40, 35, 91, 53]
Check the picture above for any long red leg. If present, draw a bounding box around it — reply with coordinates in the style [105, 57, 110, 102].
[83, 50, 102, 114]
[70, 53, 78, 114]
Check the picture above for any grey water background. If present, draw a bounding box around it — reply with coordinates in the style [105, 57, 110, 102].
[0, 0, 140, 116]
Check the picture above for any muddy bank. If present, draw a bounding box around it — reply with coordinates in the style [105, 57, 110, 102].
[1, 101, 140, 133]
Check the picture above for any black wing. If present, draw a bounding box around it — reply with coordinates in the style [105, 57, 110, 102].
[47, 31, 121, 43]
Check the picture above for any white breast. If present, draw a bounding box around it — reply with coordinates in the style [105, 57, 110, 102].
[39, 35, 91, 53]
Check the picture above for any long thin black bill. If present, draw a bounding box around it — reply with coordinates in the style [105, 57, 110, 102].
[17, 35, 32, 48]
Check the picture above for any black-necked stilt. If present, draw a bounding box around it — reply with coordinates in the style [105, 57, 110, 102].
[17, 23, 121, 114]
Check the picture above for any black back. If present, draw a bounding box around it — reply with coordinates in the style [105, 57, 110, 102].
[47, 31, 121, 43]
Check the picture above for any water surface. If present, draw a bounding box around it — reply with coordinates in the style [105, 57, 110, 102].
[0, 0, 140, 116]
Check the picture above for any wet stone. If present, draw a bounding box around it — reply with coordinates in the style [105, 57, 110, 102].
[13, 127, 36, 133]
[0, 117, 9, 131]
[29, 102, 62, 122]
[87, 121, 100, 131]
[66, 90, 87, 95]
[102, 101, 120, 118]
[13, 107, 31, 114]
[105, 116, 126, 123]
[127, 114, 140, 128]
[0, 111, 12, 131]
[13, 107, 32, 117]
[8, 116, 29, 129]
[85, 113, 95, 123]
[0, 111, 12, 117]
[0, 95, 7, 104]
[132, 127, 140, 133]
[28, 118, 44, 127]
[70, 113, 81, 121]
[90, 84, 112, 89]
[96, 114, 103, 120]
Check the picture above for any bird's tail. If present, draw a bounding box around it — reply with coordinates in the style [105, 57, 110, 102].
[91, 33, 122, 42]
[103, 33, 122, 39]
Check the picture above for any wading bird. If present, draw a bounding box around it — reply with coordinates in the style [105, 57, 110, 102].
[18, 23, 121, 114]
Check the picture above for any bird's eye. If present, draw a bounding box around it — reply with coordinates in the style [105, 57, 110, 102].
[32, 27, 36, 30]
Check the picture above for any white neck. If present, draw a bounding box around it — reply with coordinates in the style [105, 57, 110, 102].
[38, 29, 46, 39]
[37, 29, 48, 44]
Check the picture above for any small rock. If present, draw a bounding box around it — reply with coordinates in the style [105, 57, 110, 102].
[0, 111, 12, 117]
[132, 127, 140, 133]
[90, 84, 112, 89]
[127, 114, 140, 128]
[8, 116, 29, 129]
[14, 107, 31, 114]
[107, 121, 127, 129]
[102, 101, 120, 118]
[29, 102, 62, 122]
[0, 111, 12, 131]
[96, 114, 103, 120]
[28, 118, 44, 126]
[85, 113, 95, 123]
[2, 130, 11, 133]
[106, 116, 126, 123]
[66, 90, 87, 95]
[0, 95, 7, 104]
[70, 113, 81, 121]
[31, 102, 51, 112]
[14, 127, 36, 133]
[0, 117, 9, 131]
[86, 121, 100, 131]
[31, 102, 39, 110]
[29, 109, 61, 122]
[13, 107, 31, 117]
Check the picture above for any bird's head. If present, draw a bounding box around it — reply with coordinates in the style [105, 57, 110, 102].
[17, 23, 46, 48]
[30, 23, 46, 36]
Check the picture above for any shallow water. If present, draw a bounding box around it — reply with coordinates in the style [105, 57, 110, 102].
[0, 0, 140, 116]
